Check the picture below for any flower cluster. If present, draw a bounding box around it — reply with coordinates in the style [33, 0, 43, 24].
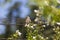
[8, 30, 22, 40]
[25, 8, 60, 40]
[16, 30, 22, 36]
[24, 9, 47, 40]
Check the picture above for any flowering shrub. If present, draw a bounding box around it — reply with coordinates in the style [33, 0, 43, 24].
[7, 0, 60, 40]
[24, 9, 60, 40]
[25, 0, 60, 40]
[7, 30, 22, 40]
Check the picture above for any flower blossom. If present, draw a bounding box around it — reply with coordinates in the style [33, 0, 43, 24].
[25, 24, 30, 27]
[43, 25, 46, 27]
[30, 26, 34, 29]
[56, 22, 60, 25]
[16, 30, 22, 36]
[33, 24, 37, 26]
[34, 17, 39, 22]
[44, 1, 49, 6]
[36, 13, 40, 16]
[34, 10, 39, 13]
[33, 36, 36, 39]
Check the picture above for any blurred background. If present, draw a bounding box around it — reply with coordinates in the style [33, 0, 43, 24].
[0, 0, 38, 38]
[0, 0, 30, 38]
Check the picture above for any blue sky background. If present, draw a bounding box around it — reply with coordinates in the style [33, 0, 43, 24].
[0, 0, 30, 34]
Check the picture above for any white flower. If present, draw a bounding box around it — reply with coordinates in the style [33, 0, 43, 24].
[18, 32, 22, 36]
[38, 35, 44, 39]
[16, 30, 19, 33]
[33, 24, 37, 26]
[34, 10, 38, 13]
[31, 26, 34, 29]
[36, 13, 39, 16]
[27, 24, 30, 27]
[41, 37, 44, 39]
[25, 24, 27, 27]
[57, 0, 60, 4]
[56, 22, 60, 25]
[58, 32, 60, 34]
[43, 25, 46, 27]
[44, 1, 49, 6]
[33, 36, 36, 39]
[34, 18, 39, 22]
[16, 30, 22, 36]
[25, 24, 30, 27]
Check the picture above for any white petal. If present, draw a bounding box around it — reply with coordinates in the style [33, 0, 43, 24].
[18, 32, 22, 36]
[34, 10, 38, 13]
[16, 30, 19, 33]
[43, 25, 46, 27]
[33, 24, 37, 26]
[56, 22, 60, 25]
[33, 36, 36, 39]
[31, 26, 34, 29]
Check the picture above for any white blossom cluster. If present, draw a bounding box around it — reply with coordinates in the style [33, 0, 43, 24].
[16, 30, 22, 36]
[34, 10, 41, 16]
[24, 9, 46, 40]
[25, 16, 37, 29]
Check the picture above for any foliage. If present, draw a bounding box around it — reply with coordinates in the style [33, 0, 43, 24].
[25, 0, 60, 40]
[7, 30, 22, 40]
[29, 0, 60, 22]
